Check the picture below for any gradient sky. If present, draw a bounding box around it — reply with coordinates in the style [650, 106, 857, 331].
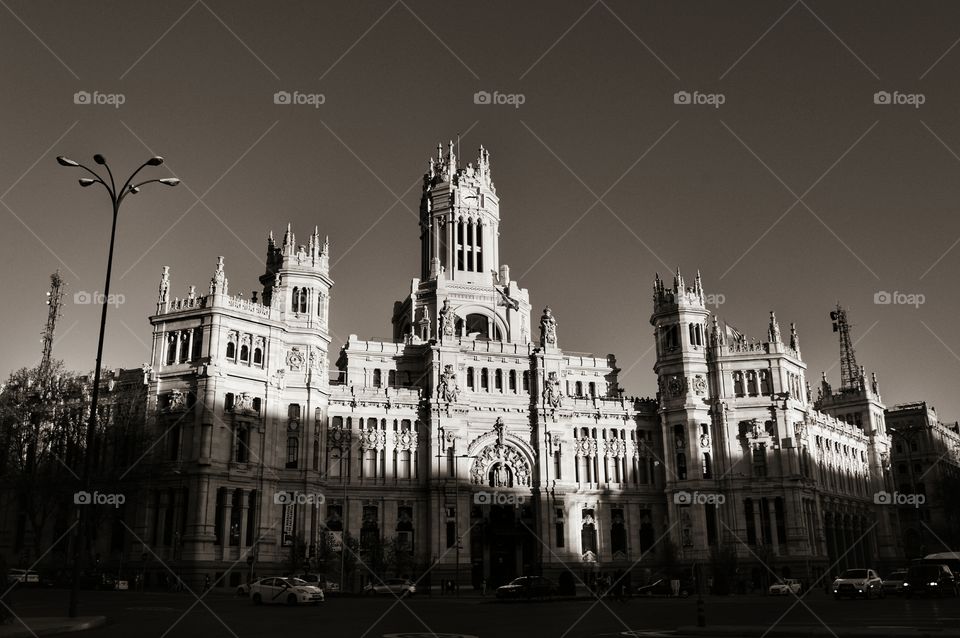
[2, 0, 959, 420]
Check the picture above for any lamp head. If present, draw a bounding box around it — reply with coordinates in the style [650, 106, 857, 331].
[78, 178, 96, 187]
[56, 156, 79, 167]
[146, 156, 164, 166]
[159, 178, 180, 186]
[93, 154, 107, 165]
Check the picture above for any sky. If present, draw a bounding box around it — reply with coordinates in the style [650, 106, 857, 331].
[1, 0, 959, 420]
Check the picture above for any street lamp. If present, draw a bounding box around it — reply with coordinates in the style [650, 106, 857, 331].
[57, 154, 178, 617]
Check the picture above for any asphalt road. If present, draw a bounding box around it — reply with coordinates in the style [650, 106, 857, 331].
[7, 588, 960, 638]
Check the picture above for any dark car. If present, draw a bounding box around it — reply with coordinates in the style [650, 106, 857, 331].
[903, 563, 959, 598]
[495, 576, 557, 600]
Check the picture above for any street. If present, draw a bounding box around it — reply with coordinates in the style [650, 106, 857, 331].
[6, 588, 960, 638]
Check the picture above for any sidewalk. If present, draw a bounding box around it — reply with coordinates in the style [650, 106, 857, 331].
[678, 625, 960, 638]
[0, 617, 106, 637]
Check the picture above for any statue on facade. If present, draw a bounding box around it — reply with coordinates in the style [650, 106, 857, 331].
[437, 364, 460, 402]
[233, 392, 253, 413]
[210, 256, 228, 295]
[493, 418, 505, 448]
[167, 388, 186, 411]
[158, 266, 170, 304]
[539, 306, 557, 347]
[439, 299, 456, 337]
[543, 371, 563, 409]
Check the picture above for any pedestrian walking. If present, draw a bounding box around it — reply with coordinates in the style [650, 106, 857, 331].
[481, 578, 487, 597]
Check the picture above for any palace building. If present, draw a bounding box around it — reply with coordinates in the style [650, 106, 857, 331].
[60, 142, 905, 591]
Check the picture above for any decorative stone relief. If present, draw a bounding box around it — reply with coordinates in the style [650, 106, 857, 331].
[470, 443, 532, 487]
[286, 347, 305, 371]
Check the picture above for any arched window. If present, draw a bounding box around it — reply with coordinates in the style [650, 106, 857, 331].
[466, 367, 474, 389]
[480, 368, 489, 391]
[317, 293, 323, 317]
[291, 287, 299, 312]
[747, 371, 759, 396]
[733, 372, 745, 397]
[494, 369, 503, 392]
[312, 439, 320, 471]
[372, 369, 382, 388]
[522, 371, 530, 392]
[457, 219, 465, 270]
[298, 288, 308, 313]
[508, 370, 517, 392]
[239, 344, 249, 362]
[388, 370, 396, 387]
[588, 382, 596, 397]
[166, 334, 178, 364]
[191, 329, 203, 360]
[676, 452, 687, 480]
[575, 381, 583, 397]
[253, 347, 263, 366]
[179, 333, 190, 362]
[226, 340, 236, 360]
[466, 221, 474, 271]
[476, 220, 483, 272]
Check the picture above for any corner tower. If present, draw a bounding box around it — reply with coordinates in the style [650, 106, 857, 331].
[651, 270, 715, 551]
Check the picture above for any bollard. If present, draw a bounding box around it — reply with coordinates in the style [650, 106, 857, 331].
[697, 594, 706, 627]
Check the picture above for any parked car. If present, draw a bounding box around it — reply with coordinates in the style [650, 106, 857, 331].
[495, 576, 557, 600]
[250, 577, 324, 605]
[832, 569, 884, 599]
[768, 578, 802, 595]
[903, 563, 959, 598]
[635, 577, 694, 597]
[296, 573, 340, 594]
[882, 570, 908, 596]
[7, 569, 40, 585]
[362, 578, 416, 597]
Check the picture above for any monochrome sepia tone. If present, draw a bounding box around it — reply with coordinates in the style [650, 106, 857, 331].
[3, 2, 960, 637]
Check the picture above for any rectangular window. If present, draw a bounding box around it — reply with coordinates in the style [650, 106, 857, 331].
[744, 498, 757, 545]
[213, 488, 224, 546]
[235, 426, 250, 463]
[705, 503, 718, 546]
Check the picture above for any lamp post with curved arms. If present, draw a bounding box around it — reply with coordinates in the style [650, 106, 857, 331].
[57, 154, 179, 617]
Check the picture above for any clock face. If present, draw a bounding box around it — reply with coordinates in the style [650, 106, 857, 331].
[288, 421, 299, 431]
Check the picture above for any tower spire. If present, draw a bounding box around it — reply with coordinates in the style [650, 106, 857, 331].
[768, 311, 782, 343]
